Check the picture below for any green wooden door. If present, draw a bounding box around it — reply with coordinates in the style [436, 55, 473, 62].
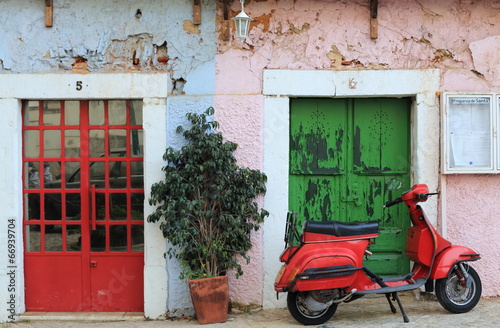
[289, 98, 411, 276]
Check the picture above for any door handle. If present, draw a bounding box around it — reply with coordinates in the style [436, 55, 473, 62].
[91, 184, 97, 231]
[343, 184, 362, 206]
[342, 196, 363, 206]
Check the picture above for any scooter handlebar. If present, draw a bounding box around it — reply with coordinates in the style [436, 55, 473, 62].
[416, 192, 439, 201]
[383, 197, 402, 208]
[384, 192, 439, 208]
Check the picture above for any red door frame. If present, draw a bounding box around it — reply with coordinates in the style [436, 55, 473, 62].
[23, 100, 144, 312]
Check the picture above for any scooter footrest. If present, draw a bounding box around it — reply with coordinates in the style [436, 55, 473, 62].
[354, 278, 426, 295]
[380, 273, 415, 282]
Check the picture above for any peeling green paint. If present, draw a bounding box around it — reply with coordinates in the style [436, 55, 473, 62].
[289, 98, 412, 276]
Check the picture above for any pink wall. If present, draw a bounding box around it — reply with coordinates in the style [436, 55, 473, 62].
[445, 175, 500, 297]
[217, 0, 500, 84]
[214, 95, 265, 305]
[215, 0, 500, 302]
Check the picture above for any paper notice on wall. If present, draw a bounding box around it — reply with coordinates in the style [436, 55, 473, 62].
[448, 97, 491, 168]
[450, 133, 490, 167]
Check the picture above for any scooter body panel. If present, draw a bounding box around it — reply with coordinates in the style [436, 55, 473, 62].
[406, 226, 434, 266]
[274, 239, 370, 292]
[430, 245, 480, 279]
[293, 255, 358, 291]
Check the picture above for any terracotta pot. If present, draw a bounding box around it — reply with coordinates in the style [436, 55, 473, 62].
[188, 275, 229, 324]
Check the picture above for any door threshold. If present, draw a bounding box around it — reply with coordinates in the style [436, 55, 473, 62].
[20, 312, 144, 321]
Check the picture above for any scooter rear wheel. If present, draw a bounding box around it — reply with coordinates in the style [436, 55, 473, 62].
[287, 291, 338, 325]
[435, 265, 482, 313]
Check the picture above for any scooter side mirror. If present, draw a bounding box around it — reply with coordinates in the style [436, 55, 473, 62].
[387, 178, 402, 191]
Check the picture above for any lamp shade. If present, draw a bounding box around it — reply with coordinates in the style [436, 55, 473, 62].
[232, 10, 253, 41]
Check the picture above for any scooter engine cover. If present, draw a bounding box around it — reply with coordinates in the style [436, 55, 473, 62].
[303, 294, 333, 311]
[310, 289, 341, 303]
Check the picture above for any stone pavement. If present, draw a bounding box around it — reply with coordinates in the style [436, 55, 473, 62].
[6, 293, 499, 328]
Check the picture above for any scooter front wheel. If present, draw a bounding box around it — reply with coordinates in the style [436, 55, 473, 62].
[287, 291, 338, 325]
[435, 265, 482, 313]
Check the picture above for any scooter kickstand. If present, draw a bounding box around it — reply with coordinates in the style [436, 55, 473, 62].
[391, 292, 410, 323]
[385, 293, 397, 313]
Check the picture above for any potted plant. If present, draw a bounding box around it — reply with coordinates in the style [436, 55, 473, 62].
[147, 107, 269, 324]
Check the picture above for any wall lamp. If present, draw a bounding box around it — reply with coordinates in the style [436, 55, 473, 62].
[232, 0, 253, 41]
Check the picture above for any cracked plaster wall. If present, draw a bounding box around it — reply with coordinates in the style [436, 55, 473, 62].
[216, 0, 500, 299]
[218, 0, 500, 93]
[0, 0, 216, 85]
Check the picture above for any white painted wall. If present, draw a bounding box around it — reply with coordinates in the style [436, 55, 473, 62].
[0, 99, 24, 321]
[143, 96, 168, 319]
[262, 69, 441, 308]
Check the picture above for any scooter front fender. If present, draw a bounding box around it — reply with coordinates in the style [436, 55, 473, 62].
[430, 245, 480, 279]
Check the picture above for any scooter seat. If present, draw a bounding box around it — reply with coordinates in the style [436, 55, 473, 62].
[303, 220, 379, 237]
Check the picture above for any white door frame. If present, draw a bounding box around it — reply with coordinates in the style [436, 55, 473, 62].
[262, 69, 441, 308]
[0, 73, 170, 320]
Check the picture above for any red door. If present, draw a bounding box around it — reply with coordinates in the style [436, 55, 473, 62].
[23, 100, 144, 311]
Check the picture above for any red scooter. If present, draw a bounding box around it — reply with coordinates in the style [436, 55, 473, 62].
[274, 182, 482, 325]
